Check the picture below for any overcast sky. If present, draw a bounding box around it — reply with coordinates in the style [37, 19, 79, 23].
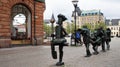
[44, 0, 120, 21]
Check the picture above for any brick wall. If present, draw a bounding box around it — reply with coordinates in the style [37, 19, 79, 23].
[0, 0, 45, 48]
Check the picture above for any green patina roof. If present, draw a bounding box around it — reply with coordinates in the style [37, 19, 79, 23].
[81, 10, 103, 16]
[34, 0, 45, 3]
[81, 10, 100, 14]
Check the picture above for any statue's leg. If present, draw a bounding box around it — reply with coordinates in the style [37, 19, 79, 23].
[51, 43, 57, 59]
[56, 44, 64, 66]
[101, 40, 105, 52]
[85, 43, 91, 57]
[59, 45, 63, 62]
[106, 40, 110, 50]
[51, 43, 55, 51]
[79, 38, 83, 46]
[92, 44, 96, 54]
[93, 44, 99, 55]
[95, 45, 99, 53]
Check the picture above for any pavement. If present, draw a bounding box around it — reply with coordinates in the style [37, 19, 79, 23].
[0, 37, 120, 67]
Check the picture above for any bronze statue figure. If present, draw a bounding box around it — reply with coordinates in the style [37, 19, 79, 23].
[105, 28, 111, 50]
[90, 29, 102, 55]
[51, 14, 68, 66]
[81, 26, 92, 57]
[97, 27, 106, 52]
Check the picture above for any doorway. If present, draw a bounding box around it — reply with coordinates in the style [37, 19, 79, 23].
[11, 4, 31, 45]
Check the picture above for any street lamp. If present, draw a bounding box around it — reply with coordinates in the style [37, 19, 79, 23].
[72, 0, 78, 46]
[50, 14, 55, 40]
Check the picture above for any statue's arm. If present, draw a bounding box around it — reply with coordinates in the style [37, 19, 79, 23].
[62, 27, 68, 36]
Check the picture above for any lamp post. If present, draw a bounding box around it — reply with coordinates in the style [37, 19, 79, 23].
[50, 14, 55, 40]
[72, 0, 78, 46]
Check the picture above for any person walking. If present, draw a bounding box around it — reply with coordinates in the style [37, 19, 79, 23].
[75, 29, 83, 46]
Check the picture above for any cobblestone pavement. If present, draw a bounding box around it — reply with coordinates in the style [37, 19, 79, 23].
[0, 37, 120, 67]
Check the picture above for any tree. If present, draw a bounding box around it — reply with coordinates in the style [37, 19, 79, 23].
[81, 22, 107, 32]
[81, 23, 94, 31]
[66, 23, 71, 34]
[69, 22, 80, 33]
[43, 23, 52, 37]
[71, 22, 75, 33]
[95, 22, 107, 30]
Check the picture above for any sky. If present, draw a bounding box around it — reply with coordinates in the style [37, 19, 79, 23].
[13, 14, 26, 26]
[44, 0, 120, 21]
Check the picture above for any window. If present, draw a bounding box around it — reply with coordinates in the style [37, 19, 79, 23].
[82, 14, 84, 16]
[95, 13, 97, 15]
[92, 13, 94, 15]
[111, 27, 113, 30]
[111, 32, 113, 35]
[85, 14, 87, 16]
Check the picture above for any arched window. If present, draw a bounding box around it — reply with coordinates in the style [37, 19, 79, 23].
[11, 4, 31, 40]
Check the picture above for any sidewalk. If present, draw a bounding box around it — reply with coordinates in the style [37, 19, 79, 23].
[0, 38, 120, 67]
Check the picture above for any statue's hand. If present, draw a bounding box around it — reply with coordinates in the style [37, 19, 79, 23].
[90, 39, 95, 44]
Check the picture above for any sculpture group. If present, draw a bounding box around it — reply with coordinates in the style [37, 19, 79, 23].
[50, 14, 111, 66]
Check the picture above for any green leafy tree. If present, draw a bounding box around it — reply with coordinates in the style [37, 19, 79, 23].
[71, 22, 75, 33]
[69, 22, 80, 33]
[43, 23, 52, 37]
[95, 22, 107, 30]
[66, 23, 71, 34]
[81, 23, 94, 31]
[81, 22, 107, 32]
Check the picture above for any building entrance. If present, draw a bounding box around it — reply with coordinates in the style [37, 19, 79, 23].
[11, 4, 31, 45]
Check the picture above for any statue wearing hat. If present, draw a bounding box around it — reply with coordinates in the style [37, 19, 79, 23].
[51, 14, 68, 66]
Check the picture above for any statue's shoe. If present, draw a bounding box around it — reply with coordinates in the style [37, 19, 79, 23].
[84, 54, 92, 57]
[101, 50, 106, 52]
[93, 52, 99, 55]
[56, 62, 64, 66]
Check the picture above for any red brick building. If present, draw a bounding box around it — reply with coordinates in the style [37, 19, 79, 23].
[0, 0, 45, 48]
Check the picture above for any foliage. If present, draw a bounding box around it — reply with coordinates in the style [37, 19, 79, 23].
[81, 22, 107, 31]
[66, 23, 71, 34]
[70, 22, 80, 33]
[43, 23, 52, 37]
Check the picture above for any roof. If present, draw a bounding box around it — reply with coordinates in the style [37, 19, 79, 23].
[105, 19, 110, 25]
[72, 8, 103, 17]
[81, 10, 103, 16]
[105, 19, 120, 26]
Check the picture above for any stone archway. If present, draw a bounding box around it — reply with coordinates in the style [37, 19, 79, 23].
[11, 4, 32, 45]
[0, 0, 45, 48]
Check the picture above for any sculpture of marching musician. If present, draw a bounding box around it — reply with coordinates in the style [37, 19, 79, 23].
[90, 29, 102, 55]
[105, 28, 111, 50]
[51, 14, 68, 66]
[81, 26, 92, 57]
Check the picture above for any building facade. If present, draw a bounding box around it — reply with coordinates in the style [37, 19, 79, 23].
[106, 19, 120, 36]
[0, 0, 45, 48]
[72, 8, 105, 29]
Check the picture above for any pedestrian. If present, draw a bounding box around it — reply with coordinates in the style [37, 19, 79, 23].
[75, 29, 83, 46]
